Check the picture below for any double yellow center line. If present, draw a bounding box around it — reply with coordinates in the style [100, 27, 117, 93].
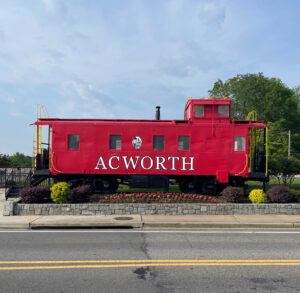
[0, 260, 300, 270]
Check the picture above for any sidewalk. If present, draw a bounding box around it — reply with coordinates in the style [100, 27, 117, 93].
[0, 214, 300, 229]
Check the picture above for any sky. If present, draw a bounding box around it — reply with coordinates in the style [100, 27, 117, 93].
[0, 0, 300, 155]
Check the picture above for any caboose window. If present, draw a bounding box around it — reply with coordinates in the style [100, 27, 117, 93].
[68, 134, 79, 149]
[153, 135, 164, 150]
[218, 105, 229, 117]
[178, 136, 190, 150]
[110, 135, 121, 150]
[234, 136, 245, 151]
[194, 105, 204, 117]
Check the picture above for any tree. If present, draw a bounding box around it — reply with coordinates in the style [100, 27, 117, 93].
[10, 152, 32, 167]
[269, 156, 300, 186]
[209, 73, 300, 156]
[0, 154, 11, 167]
[209, 73, 298, 122]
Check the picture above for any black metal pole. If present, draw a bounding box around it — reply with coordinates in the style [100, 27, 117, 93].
[156, 106, 160, 120]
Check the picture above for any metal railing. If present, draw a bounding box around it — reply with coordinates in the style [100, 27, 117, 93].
[0, 168, 32, 188]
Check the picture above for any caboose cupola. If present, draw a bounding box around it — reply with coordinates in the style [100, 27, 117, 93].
[184, 97, 231, 123]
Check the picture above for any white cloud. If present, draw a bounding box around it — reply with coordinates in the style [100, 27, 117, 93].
[58, 80, 115, 118]
[10, 111, 23, 117]
[0, 93, 15, 104]
[42, 0, 68, 16]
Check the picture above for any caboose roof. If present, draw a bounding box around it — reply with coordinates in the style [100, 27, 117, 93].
[33, 118, 266, 128]
[185, 98, 231, 110]
[32, 98, 265, 128]
[33, 118, 182, 125]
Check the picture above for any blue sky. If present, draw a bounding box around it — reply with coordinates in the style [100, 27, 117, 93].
[0, 0, 300, 155]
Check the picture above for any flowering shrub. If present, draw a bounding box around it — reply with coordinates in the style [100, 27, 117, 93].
[69, 185, 91, 203]
[266, 186, 292, 203]
[99, 192, 217, 203]
[221, 186, 244, 203]
[249, 189, 267, 204]
[20, 186, 52, 203]
[50, 182, 70, 204]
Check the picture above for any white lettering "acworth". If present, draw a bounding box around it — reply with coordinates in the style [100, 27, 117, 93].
[94, 156, 194, 171]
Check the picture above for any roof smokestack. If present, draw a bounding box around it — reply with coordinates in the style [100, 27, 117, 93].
[156, 106, 160, 120]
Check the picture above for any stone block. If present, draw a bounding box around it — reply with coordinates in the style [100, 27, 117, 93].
[200, 206, 208, 212]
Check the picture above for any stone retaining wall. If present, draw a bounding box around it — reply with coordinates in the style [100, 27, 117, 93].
[4, 202, 300, 216]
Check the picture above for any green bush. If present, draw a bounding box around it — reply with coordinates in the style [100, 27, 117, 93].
[6, 180, 16, 186]
[50, 182, 70, 204]
[269, 156, 300, 186]
[249, 189, 267, 204]
[290, 189, 300, 202]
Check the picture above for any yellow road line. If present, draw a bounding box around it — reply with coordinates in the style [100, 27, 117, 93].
[1, 259, 300, 264]
[1, 263, 300, 270]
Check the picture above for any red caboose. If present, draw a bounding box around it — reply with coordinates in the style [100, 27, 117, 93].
[31, 97, 268, 193]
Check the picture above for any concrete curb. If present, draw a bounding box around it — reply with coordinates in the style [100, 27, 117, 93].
[0, 222, 30, 229]
[142, 222, 297, 229]
[0, 222, 299, 229]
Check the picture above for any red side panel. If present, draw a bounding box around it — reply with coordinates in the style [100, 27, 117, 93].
[49, 121, 250, 183]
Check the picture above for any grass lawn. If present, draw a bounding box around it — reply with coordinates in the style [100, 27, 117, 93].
[247, 178, 300, 192]
[117, 178, 300, 195]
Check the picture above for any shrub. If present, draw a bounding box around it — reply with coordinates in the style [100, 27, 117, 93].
[290, 189, 300, 202]
[220, 186, 244, 203]
[249, 189, 267, 204]
[69, 185, 91, 203]
[269, 156, 300, 186]
[50, 182, 70, 204]
[266, 186, 292, 203]
[99, 192, 217, 203]
[6, 180, 16, 186]
[20, 186, 51, 203]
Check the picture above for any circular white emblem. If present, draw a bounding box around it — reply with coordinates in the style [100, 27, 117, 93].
[132, 136, 142, 149]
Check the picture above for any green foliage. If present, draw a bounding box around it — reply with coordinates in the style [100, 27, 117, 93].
[209, 73, 300, 156]
[269, 156, 300, 185]
[50, 182, 70, 204]
[249, 189, 267, 204]
[5, 180, 16, 186]
[209, 73, 298, 123]
[0, 154, 11, 167]
[0, 152, 32, 167]
[290, 189, 300, 202]
[10, 152, 32, 167]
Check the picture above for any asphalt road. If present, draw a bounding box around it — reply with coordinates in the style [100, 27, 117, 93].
[0, 230, 300, 293]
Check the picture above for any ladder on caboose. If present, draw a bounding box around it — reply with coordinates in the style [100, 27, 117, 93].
[32, 105, 50, 174]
